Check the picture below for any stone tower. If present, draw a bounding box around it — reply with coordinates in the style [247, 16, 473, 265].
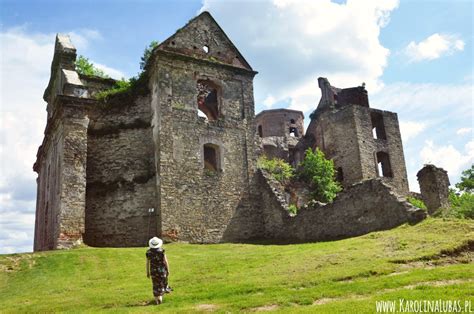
[255, 109, 304, 163]
[305, 77, 409, 195]
[148, 12, 259, 242]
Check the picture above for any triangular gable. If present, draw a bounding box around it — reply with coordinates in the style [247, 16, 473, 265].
[157, 11, 254, 71]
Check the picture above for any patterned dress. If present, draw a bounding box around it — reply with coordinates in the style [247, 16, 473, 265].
[146, 248, 168, 296]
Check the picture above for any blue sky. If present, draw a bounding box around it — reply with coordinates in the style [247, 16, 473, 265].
[1, 0, 472, 254]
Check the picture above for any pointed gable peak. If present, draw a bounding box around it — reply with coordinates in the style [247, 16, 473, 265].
[157, 11, 253, 71]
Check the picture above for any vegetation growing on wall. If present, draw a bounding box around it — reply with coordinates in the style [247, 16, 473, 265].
[140, 40, 159, 70]
[93, 40, 159, 102]
[257, 156, 294, 183]
[75, 55, 109, 78]
[407, 197, 427, 210]
[297, 148, 341, 203]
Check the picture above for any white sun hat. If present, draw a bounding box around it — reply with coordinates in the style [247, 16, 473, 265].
[149, 237, 163, 249]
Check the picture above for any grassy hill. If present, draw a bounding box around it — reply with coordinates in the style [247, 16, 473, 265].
[1, 218, 473, 313]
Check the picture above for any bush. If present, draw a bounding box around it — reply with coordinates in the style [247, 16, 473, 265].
[446, 189, 474, 219]
[257, 156, 294, 183]
[75, 55, 109, 78]
[288, 204, 298, 215]
[297, 148, 341, 203]
[407, 197, 427, 210]
[95, 79, 132, 101]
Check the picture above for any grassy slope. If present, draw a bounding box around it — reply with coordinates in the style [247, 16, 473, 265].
[0, 218, 473, 313]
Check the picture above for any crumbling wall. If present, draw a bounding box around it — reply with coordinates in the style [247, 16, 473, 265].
[306, 82, 409, 196]
[84, 94, 158, 247]
[417, 164, 450, 215]
[150, 52, 261, 243]
[258, 173, 426, 242]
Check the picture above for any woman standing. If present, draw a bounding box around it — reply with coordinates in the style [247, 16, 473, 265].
[146, 237, 169, 305]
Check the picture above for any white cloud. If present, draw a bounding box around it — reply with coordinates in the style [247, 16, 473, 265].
[404, 33, 465, 62]
[93, 62, 126, 80]
[371, 82, 473, 118]
[456, 127, 472, 136]
[420, 140, 474, 184]
[201, 0, 399, 114]
[399, 121, 427, 142]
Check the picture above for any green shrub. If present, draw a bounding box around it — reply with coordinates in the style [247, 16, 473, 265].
[75, 55, 109, 78]
[257, 156, 294, 183]
[288, 204, 298, 215]
[297, 148, 341, 203]
[446, 189, 474, 219]
[94, 79, 132, 101]
[407, 197, 427, 210]
[139, 40, 159, 70]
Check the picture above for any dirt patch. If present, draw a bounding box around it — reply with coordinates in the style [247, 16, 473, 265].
[313, 298, 338, 305]
[391, 240, 473, 267]
[251, 304, 279, 311]
[195, 304, 219, 311]
[0, 254, 36, 272]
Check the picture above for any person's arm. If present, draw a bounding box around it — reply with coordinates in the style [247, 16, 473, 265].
[164, 254, 170, 275]
[146, 258, 150, 278]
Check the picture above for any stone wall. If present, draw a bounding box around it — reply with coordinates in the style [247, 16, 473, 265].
[306, 100, 409, 196]
[33, 96, 92, 250]
[417, 164, 450, 215]
[150, 50, 261, 243]
[258, 172, 426, 242]
[255, 109, 305, 138]
[84, 94, 158, 247]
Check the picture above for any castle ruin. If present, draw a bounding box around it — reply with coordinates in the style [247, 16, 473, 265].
[33, 12, 427, 251]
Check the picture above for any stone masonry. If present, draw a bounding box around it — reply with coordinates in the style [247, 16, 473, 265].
[417, 164, 450, 215]
[34, 12, 428, 251]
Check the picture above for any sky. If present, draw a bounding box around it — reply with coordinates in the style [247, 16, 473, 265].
[0, 0, 472, 254]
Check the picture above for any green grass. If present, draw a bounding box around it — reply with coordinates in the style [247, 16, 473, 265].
[1, 218, 473, 313]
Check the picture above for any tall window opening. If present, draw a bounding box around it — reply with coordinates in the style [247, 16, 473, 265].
[258, 125, 263, 137]
[204, 143, 220, 171]
[371, 112, 386, 140]
[197, 80, 219, 121]
[289, 127, 299, 137]
[376, 152, 393, 177]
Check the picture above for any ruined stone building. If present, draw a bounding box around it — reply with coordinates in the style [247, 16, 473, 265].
[34, 12, 427, 251]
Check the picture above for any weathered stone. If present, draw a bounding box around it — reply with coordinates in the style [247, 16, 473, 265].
[417, 164, 450, 215]
[34, 12, 428, 251]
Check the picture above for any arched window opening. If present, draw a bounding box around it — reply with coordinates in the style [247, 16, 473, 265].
[371, 112, 386, 140]
[336, 167, 344, 183]
[258, 125, 263, 137]
[289, 127, 299, 137]
[204, 143, 220, 172]
[197, 80, 219, 121]
[202, 45, 209, 53]
[376, 152, 392, 177]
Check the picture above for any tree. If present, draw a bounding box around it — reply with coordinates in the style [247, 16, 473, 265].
[297, 148, 341, 203]
[455, 164, 474, 193]
[140, 40, 159, 70]
[75, 55, 109, 78]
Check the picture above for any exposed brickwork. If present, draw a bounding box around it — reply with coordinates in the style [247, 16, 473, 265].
[417, 165, 450, 215]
